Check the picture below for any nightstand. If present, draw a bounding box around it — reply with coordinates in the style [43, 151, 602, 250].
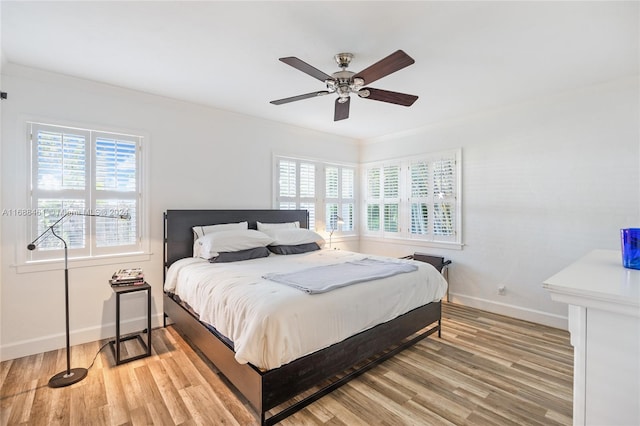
[109, 282, 151, 365]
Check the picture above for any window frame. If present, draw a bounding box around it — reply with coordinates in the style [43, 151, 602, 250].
[25, 121, 147, 264]
[273, 157, 319, 230]
[361, 149, 462, 249]
[272, 154, 357, 237]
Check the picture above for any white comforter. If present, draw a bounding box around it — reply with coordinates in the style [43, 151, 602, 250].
[164, 250, 447, 370]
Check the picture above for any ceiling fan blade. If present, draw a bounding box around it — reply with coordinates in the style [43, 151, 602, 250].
[334, 97, 350, 121]
[270, 91, 329, 105]
[279, 57, 332, 82]
[360, 88, 418, 106]
[353, 50, 415, 85]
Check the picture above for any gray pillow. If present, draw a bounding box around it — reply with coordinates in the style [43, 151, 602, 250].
[268, 243, 320, 255]
[209, 246, 270, 263]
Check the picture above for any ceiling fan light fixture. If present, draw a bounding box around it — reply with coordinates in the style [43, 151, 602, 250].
[358, 89, 371, 98]
[337, 85, 350, 97]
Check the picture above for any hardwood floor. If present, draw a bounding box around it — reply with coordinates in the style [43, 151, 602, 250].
[0, 303, 573, 425]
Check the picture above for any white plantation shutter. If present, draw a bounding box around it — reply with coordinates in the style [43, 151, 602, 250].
[325, 166, 339, 231]
[366, 205, 379, 231]
[383, 204, 399, 232]
[95, 137, 137, 192]
[432, 157, 456, 238]
[29, 122, 142, 260]
[411, 161, 429, 198]
[410, 161, 429, 235]
[278, 160, 297, 198]
[341, 203, 354, 232]
[326, 202, 338, 230]
[37, 130, 86, 190]
[300, 202, 316, 230]
[410, 203, 428, 235]
[383, 165, 399, 198]
[95, 135, 138, 248]
[342, 169, 354, 199]
[299, 162, 315, 198]
[383, 165, 400, 233]
[365, 167, 381, 231]
[363, 149, 461, 245]
[367, 167, 380, 199]
[33, 126, 89, 252]
[279, 202, 297, 210]
[433, 157, 455, 199]
[275, 158, 317, 230]
[326, 167, 339, 198]
[341, 168, 355, 231]
[36, 199, 86, 250]
[433, 202, 455, 236]
[95, 199, 137, 247]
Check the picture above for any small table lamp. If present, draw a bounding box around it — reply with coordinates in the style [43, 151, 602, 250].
[329, 215, 344, 249]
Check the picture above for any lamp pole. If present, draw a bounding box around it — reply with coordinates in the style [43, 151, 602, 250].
[47, 224, 87, 387]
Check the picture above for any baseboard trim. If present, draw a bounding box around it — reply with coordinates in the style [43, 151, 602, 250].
[3, 298, 568, 361]
[0, 313, 165, 362]
[449, 293, 568, 330]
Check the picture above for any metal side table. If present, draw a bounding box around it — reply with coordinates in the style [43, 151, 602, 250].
[109, 282, 151, 365]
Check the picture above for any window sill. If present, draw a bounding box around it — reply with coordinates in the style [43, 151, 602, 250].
[360, 236, 464, 251]
[14, 252, 152, 274]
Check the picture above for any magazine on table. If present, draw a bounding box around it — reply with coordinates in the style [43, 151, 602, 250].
[110, 268, 144, 286]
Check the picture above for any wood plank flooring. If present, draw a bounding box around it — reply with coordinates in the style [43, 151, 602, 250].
[0, 303, 573, 425]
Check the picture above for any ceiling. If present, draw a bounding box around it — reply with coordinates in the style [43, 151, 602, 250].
[1, 1, 638, 140]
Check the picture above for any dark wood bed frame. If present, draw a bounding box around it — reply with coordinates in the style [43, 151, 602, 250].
[163, 209, 442, 425]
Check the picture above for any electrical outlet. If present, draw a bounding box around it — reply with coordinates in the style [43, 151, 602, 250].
[498, 286, 506, 295]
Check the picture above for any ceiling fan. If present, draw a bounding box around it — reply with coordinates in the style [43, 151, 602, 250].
[270, 50, 419, 121]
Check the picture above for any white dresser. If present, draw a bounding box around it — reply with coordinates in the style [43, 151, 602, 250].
[543, 250, 640, 426]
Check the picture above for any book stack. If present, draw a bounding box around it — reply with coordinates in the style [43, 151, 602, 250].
[110, 268, 144, 286]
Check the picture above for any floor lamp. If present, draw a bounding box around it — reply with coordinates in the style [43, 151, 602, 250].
[27, 211, 130, 388]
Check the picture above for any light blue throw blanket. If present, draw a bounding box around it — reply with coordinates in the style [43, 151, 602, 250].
[262, 258, 418, 294]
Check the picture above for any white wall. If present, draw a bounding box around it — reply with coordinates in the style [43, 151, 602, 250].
[0, 64, 358, 361]
[359, 76, 640, 328]
[1, 63, 637, 361]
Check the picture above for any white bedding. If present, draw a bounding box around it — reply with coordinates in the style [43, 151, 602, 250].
[164, 250, 447, 370]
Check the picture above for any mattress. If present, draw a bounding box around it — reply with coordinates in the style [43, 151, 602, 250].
[164, 250, 447, 370]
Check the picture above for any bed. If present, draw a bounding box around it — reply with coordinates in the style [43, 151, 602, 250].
[163, 209, 446, 425]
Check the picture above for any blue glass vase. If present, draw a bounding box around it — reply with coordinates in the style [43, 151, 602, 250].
[621, 228, 640, 270]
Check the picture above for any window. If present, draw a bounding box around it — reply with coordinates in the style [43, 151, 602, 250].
[363, 149, 461, 246]
[325, 165, 355, 233]
[274, 156, 356, 234]
[28, 122, 142, 261]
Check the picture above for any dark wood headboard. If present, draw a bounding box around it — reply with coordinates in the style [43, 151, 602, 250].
[163, 209, 309, 271]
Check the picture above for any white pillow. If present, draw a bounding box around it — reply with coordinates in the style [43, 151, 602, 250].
[261, 228, 325, 248]
[195, 229, 274, 259]
[257, 221, 300, 231]
[192, 221, 248, 240]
